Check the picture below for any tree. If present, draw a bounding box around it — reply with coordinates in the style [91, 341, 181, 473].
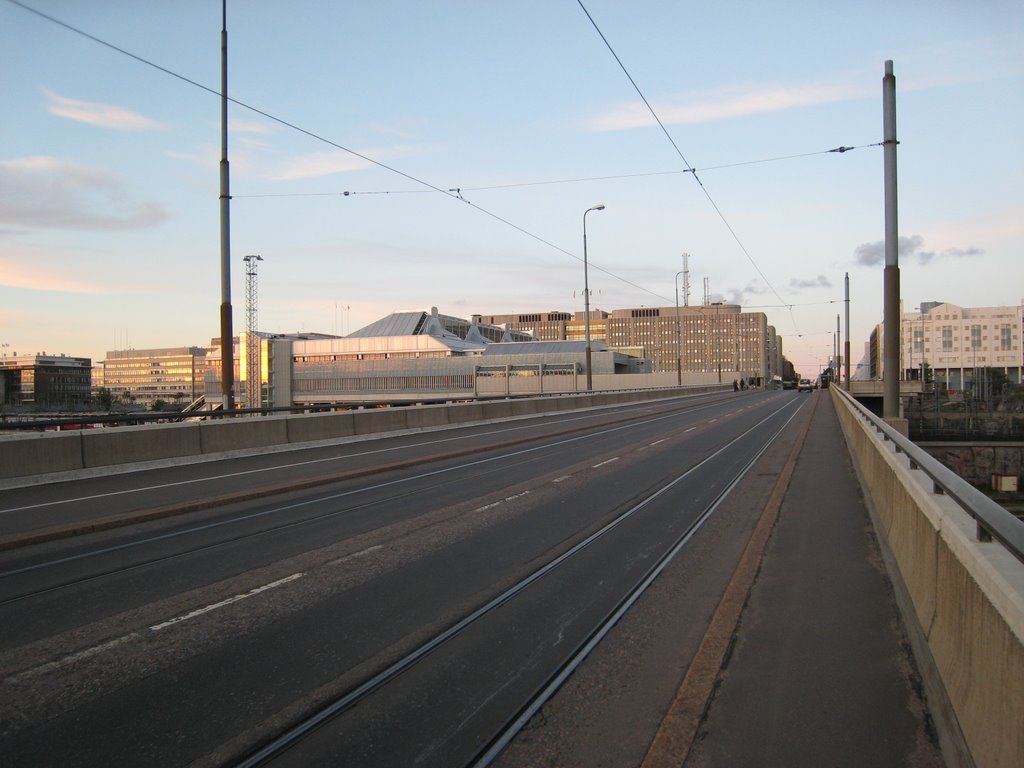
[94, 387, 114, 412]
[151, 399, 167, 411]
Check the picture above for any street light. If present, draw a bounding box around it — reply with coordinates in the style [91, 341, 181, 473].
[674, 269, 685, 386]
[582, 204, 605, 391]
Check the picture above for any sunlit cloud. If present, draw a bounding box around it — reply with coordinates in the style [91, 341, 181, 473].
[273, 145, 425, 181]
[0, 156, 169, 231]
[44, 89, 163, 131]
[229, 119, 274, 135]
[0, 249, 106, 294]
[590, 80, 873, 131]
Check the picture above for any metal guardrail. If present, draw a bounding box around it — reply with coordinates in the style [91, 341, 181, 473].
[833, 386, 1024, 565]
[0, 384, 730, 433]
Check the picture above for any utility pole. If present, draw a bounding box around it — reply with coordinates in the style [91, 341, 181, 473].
[219, 0, 235, 410]
[244, 254, 263, 409]
[882, 60, 901, 422]
[844, 272, 851, 390]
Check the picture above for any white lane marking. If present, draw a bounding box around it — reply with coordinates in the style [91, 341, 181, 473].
[592, 457, 620, 469]
[685, 427, 697, 433]
[649, 439, 667, 446]
[0, 406, 648, 515]
[474, 490, 531, 514]
[10, 633, 141, 682]
[4, 400, 733, 580]
[552, 476, 571, 483]
[709, 418, 717, 423]
[326, 544, 383, 567]
[149, 573, 304, 632]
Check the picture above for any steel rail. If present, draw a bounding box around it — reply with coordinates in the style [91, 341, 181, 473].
[833, 386, 1024, 564]
[0, 392, 757, 598]
[233, 397, 803, 767]
[468, 397, 804, 767]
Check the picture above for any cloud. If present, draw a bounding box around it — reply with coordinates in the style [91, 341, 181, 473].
[44, 89, 163, 131]
[790, 275, 833, 289]
[273, 145, 426, 181]
[590, 80, 871, 131]
[724, 281, 771, 305]
[0, 156, 170, 231]
[0, 249, 106, 293]
[853, 235, 982, 266]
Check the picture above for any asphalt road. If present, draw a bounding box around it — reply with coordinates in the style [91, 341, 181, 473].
[0, 390, 807, 767]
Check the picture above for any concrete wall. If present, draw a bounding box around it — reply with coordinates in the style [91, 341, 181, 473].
[0, 384, 723, 482]
[918, 442, 1023, 488]
[831, 387, 1024, 768]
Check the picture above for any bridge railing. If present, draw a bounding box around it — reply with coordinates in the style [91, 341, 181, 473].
[833, 386, 1024, 565]
[831, 385, 1023, 768]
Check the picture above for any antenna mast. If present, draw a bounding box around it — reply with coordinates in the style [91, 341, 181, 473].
[243, 254, 263, 409]
[682, 253, 691, 307]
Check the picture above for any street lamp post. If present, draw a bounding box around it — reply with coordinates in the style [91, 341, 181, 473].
[582, 204, 605, 391]
[674, 270, 685, 386]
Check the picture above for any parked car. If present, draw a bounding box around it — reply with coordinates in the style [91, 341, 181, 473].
[797, 378, 814, 392]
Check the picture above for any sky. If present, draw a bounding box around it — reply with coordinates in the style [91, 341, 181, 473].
[1, 0, 1022, 378]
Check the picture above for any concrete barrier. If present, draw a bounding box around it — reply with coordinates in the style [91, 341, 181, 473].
[510, 399, 540, 417]
[352, 408, 408, 435]
[0, 432, 83, 478]
[199, 416, 290, 455]
[832, 387, 1024, 768]
[1, 386, 723, 482]
[82, 422, 201, 467]
[447, 403, 486, 424]
[286, 411, 356, 444]
[404, 405, 450, 430]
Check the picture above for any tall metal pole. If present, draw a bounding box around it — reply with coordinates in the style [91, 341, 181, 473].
[844, 272, 851, 390]
[582, 204, 604, 391]
[219, 0, 235, 410]
[674, 269, 684, 386]
[836, 314, 841, 382]
[882, 60, 901, 419]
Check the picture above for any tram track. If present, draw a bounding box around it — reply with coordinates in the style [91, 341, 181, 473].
[0, 392, 774, 608]
[0, 393, 807, 767]
[234, 397, 804, 767]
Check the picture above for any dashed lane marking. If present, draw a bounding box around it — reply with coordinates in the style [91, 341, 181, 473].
[592, 457, 620, 469]
[149, 573, 305, 632]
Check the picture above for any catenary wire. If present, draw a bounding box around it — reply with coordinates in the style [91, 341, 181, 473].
[576, 0, 805, 331]
[232, 144, 879, 198]
[5, 0, 673, 305]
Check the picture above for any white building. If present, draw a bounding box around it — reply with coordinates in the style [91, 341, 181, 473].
[889, 302, 1023, 389]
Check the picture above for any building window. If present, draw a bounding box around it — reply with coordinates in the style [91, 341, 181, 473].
[971, 325, 982, 349]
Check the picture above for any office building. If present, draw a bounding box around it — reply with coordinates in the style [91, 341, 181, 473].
[102, 347, 208, 407]
[480, 304, 778, 385]
[0, 353, 92, 409]
[869, 302, 1023, 388]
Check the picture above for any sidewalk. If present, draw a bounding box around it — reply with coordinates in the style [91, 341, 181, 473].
[684, 391, 945, 767]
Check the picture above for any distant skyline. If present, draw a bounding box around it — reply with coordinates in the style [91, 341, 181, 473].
[2, 0, 1021, 376]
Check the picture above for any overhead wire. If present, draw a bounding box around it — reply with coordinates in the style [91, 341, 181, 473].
[575, 0, 808, 329]
[232, 144, 880, 198]
[6, 0, 680, 306]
